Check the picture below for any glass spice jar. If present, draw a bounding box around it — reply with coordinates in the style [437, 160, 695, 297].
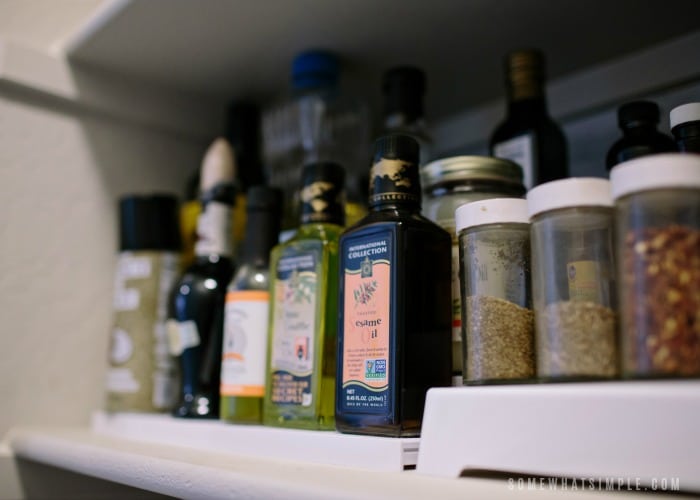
[610, 154, 700, 378]
[422, 156, 525, 385]
[456, 198, 534, 385]
[527, 178, 618, 380]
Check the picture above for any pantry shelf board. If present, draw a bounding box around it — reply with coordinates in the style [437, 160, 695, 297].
[91, 411, 418, 471]
[417, 380, 700, 493]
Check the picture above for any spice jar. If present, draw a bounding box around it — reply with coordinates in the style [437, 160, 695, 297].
[456, 198, 534, 384]
[610, 154, 700, 378]
[527, 178, 618, 380]
[422, 156, 525, 385]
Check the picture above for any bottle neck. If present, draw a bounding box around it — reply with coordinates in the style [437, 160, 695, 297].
[507, 95, 548, 117]
[370, 201, 421, 214]
[621, 121, 658, 134]
[239, 209, 279, 266]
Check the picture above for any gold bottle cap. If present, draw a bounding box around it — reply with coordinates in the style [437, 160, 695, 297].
[506, 49, 545, 101]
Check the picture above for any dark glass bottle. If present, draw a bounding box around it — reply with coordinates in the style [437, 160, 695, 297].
[382, 66, 432, 167]
[490, 49, 568, 190]
[670, 102, 700, 154]
[336, 135, 452, 437]
[263, 162, 345, 430]
[220, 186, 282, 424]
[606, 101, 676, 170]
[167, 139, 237, 418]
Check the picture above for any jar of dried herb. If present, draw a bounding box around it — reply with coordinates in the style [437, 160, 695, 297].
[422, 156, 525, 385]
[528, 178, 618, 380]
[610, 154, 700, 378]
[456, 198, 534, 384]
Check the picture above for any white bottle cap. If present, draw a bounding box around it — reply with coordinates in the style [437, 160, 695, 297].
[670, 102, 700, 130]
[527, 178, 612, 219]
[455, 198, 528, 233]
[610, 153, 700, 200]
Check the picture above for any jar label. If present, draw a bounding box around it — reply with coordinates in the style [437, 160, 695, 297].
[567, 260, 603, 303]
[221, 290, 270, 397]
[493, 133, 534, 190]
[269, 251, 318, 406]
[339, 232, 393, 414]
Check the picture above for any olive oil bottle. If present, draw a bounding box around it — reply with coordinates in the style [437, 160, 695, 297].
[263, 162, 345, 429]
[336, 135, 451, 437]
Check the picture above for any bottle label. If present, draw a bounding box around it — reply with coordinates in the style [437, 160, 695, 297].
[221, 290, 270, 397]
[195, 201, 234, 257]
[493, 133, 535, 190]
[166, 319, 201, 356]
[567, 260, 603, 303]
[339, 232, 393, 414]
[269, 251, 318, 406]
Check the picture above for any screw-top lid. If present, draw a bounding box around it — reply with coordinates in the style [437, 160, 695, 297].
[382, 66, 426, 121]
[292, 50, 339, 90]
[618, 101, 660, 128]
[299, 162, 345, 226]
[610, 153, 700, 200]
[225, 101, 263, 191]
[422, 156, 524, 192]
[527, 177, 612, 218]
[455, 198, 529, 233]
[505, 49, 545, 101]
[369, 134, 422, 207]
[119, 194, 181, 252]
[670, 102, 700, 130]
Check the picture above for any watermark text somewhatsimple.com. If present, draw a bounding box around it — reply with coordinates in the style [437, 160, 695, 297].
[507, 476, 680, 492]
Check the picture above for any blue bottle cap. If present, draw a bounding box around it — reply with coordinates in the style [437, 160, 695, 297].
[292, 50, 339, 90]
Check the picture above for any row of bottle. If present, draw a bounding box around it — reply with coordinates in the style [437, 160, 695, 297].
[455, 153, 700, 384]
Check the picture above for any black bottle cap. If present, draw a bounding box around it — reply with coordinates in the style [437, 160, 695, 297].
[299, 162, 345, 226]
[369, 134, 421, 208]
[383, 66, 426, 121]
[618, 101, 660, 128]
[225, 101, 264, 191]
[119, 194, 181, 252]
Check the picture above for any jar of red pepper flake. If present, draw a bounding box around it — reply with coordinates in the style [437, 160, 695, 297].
[610, 154, 700, 378]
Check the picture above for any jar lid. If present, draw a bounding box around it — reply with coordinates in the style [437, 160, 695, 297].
[670, 102, 700, 129]
[455, 198, 529, 233]
[527, 177, 612, 218]
[610, 153, 700, 200]
[422, 156, 523, 190]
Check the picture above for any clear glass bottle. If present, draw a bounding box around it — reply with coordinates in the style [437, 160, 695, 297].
[262, 50, 369, 234]
[382, 66, 432, 167]
[606, 101, 676, 171]
[455, 198, 534, 384]
[263, 162, 345, 430]
[422, 156, 525, 384]
[527, 178, 618, 380]
[167, 139, 237, 418]
[610, 154, 700, 378]
[490, 49, 568, 190]
[336, 135, 452, 437]
[220, 186, 282, 424]
[670, 102, 700, 153]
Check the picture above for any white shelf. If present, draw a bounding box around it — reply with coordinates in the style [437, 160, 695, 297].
[91, 411, 418, 472]
[418, 381, 700, 494]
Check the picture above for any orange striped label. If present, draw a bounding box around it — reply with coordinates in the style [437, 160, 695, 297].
[226, 290, 268, 302]
[220, 384, 264, 397]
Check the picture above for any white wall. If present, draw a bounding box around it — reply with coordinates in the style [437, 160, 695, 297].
[0, 86, 206, 439]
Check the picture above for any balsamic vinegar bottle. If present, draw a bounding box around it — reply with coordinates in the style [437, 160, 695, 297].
[490, 49, 568, 190]
[167, 138, 237, 418]
[263, 162, 345, 430]
[336, 135, 452, 437]
[220, 186, 282, 424]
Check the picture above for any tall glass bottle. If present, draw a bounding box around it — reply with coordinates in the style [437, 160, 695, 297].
[336, 135, 452, 437]
[490, 49, 568, 190]
[262, 50, 368, 235]
[263, 162, 345, 430]
[167, 138, 237, 418]
[382, 66, 432, 167]
[606, 101, 675, 170]
[220, 186, 282, 424]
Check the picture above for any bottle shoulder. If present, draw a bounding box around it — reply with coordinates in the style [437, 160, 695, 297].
[227, 263, 270, 292]
[341, 210, 451, 241]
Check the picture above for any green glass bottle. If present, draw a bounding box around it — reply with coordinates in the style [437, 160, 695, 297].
[220, 186, 282, 424]
[263, 162, 345, 429]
